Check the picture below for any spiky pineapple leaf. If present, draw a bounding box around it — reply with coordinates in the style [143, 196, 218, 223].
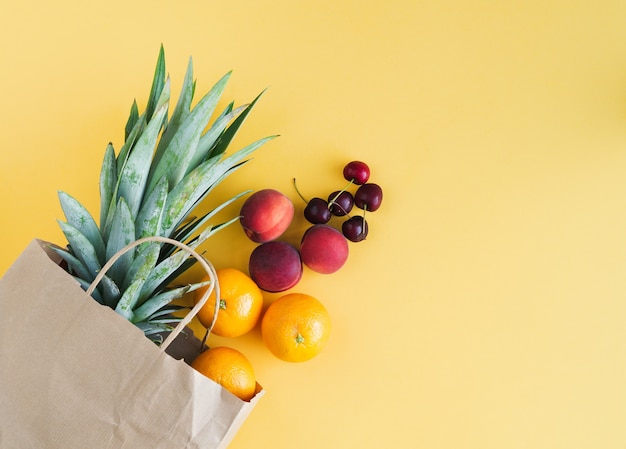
[47, 245, 93, 282]
[160, 211, 239, 264]
[208, 88, 267, 160]
[135, 321, 175, 338]
[150, 57, 196, 172]
[168, 216, 199, 244]
[99, 143, 117, 230]
[55, 223, 122, 307]
[145, 45, 166, 121]
[122, 241, 160, 291]
[99, 276, 122, 309]
[150, 255, 197, 296]
[57, 220, 101, 278]
[155, 219, 237, 291]
[116, 241, 164, 319]
[105, 197, 135, 285]
[117, 84, 170, 219]
[124, 100, 139, 141]
[189, 103, 247, 175]
[161, 135, 276, 236]
[135, 175, 168, 240]
[58, 191, 105, 264]
[104, 114, 147, 240]
[114, 278, 144, 320]
[180, 160, 249, 216]
[145, 71, 232, 196]
[132, 284, 192, 323]
[143, 304, 187, 320]
[72, 276, 104, 304]
[144, 317, 184, 325]
[170, 191, 249, 246]
[138, 245, 196, 302]
[116, 113, 146, 180]
[137, 219, 223, 301]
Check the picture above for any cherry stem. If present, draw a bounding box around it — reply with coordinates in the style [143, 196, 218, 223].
[359, 206, 367, 237]
[328, 179, 354, 213]
[292, 178, 309, 204]
[328, 180, 354, 205]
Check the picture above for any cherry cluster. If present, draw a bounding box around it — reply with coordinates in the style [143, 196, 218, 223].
[295, 161, 383, 243]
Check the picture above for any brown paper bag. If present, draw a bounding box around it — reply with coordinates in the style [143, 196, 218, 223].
[0, 239, 263, 448]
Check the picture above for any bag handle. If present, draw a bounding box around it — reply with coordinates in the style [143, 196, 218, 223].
[86, 236, 220, 352]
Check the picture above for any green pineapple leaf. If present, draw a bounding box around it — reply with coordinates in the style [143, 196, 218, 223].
[170, 190, 250, 248]
[135, 321, 175, 339]
[144, 304, 187, 320]
[122, 241, 160, 291]
[150, 56, 196, 172]
[208, 88, 267, 160]
[145, 44, 166, 121]
[105, 114, 146, 239]
[105, 197, 136, 286]
[137, 219, 225, 302]
[116, 113, 146, 180]
[190, 103, 247, 174]
[154, 218, 238, 291]
[58, 191, 106, 264]
[135, 175, 168, 240]
[56, 223, 122, 307]
[57, 220, 101, 278]
[47, 245, 93, 282]
[144, 317, 184, 325]
[114, 240, 162, 317]
[72, 276, 104, 304]
[117, 83, 170, 219]
[132, 284, 193, 323]
[99, 275, 122, 309]
[99, 143, 117, 230]
[149, 255, 197, 297]
[161, 135, 277, 236]
[114, 278, 143, 320]
[145, 71, 232, 196]
[138, 244, 196, 302]
[124, 100, 139, 141]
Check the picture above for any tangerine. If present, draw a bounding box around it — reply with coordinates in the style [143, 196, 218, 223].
[191, 346, 257, 401]
[194, 268, 264, 338]
[261, 293, 331, 362]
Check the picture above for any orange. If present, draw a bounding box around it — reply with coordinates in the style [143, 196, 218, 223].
[194, 268, 263, 338]
[191, 346, 257, 401]
[261, 293, 331, 362]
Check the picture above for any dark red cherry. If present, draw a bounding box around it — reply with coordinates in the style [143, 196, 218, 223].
[354, 183, 383, 212]
[342, 216, 368, 242]
[304, 197, 331, 224]
[328, 190, 354, 217]
[343, 161, 370, 185]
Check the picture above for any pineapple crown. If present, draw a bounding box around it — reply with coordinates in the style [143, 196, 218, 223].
[52, 46, 277, 339]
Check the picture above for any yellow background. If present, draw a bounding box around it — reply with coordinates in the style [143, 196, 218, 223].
[2, 1, 626, 448]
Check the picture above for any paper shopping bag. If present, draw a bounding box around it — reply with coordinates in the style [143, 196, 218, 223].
[0, 239, 263, 449]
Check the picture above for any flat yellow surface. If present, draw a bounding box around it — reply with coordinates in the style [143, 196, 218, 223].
[2, 1, 626, 448]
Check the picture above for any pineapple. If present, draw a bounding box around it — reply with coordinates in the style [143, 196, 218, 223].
[51, 46, 275, 342]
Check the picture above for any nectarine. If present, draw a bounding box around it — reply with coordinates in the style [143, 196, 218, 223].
[240, 189, 294, 243]
[300, 224, 349, 274]
[249, 241, 303, 292]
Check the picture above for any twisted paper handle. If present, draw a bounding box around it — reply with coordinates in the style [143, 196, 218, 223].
[86, 236, 220, 351]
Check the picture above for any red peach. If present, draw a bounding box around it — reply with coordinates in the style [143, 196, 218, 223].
[240, 189, 294, 243]
[249, 241, 303, 292]
[300, 224, 349, 274]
